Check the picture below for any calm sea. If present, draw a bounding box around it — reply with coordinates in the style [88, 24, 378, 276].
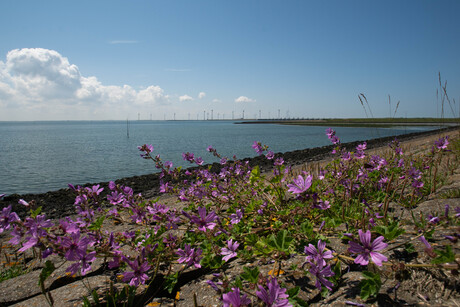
[0, 121, 436, 195]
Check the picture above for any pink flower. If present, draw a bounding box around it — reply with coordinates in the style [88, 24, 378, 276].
[122, 258, 151, 286]
[138, 144, 154, 158]
[85, 184, 103, 196]
[266, 151, 275, 160]
[222, 288, 251, 307]
[309, 261, 335, 291]
[256, 277, 292, 307]
[18, 199, 30, 207]
[176, 244, 202, 268]
[287, 175, 312, 194]
[66, 251, 96, 276]
[182, 152, 195, 163]
[348, 229, 388, 266]
[221, 239, 239, 262]
[304, 240, 333, 266]
[61, 231, 92, 261]
[0, 205, 20, 233]
[252, 141, 264, 155]
[183, 207, 218, 232]
[434, 136, 449, 150]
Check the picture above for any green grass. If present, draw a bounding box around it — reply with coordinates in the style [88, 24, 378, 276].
[0, 264, 28, 282]
[439, 188, 460, 199]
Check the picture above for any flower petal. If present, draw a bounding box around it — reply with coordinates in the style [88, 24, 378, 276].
[371, 236, 388, 251]
[370, 251, 387, 266]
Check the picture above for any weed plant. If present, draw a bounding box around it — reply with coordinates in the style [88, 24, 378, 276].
[0, 129, 458, 306]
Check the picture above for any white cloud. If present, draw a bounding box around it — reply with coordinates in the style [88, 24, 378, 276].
[235, 96, 255, 103]
[198, 92, 206, 99]
[179, 94, 193, 102]
[137, 85, 169, 105]
[0, 48, 170, 119]
[5, 48, 81, 101]
[212, 98, 221, 103]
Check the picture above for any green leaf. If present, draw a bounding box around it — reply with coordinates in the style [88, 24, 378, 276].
[332, 261, 342, 282]
[201, 254, 224, 269]
[359, 271, 382, 301]
[90, 289, 100, 306]
[30, 206, 42, 218]
[254, 239, 273, 255]
[431, 245, 455, 264]
[82, 296, 92, 307]
[424, 228, 435, 239]
[290, 297, 309, 307]
[321, 285, 330, 297]
[374, 221, 405, 241]
[404, 243, 416, 254]
[325, 217, 342, 228]
[250, 165, 261, 184]
[300, 220, 314, 238]
[272, 220, 283, 229]
[164, 272, 179, 294]
[245, 200, 257, 214]
[277, 209, 289, 216]
[88, 216, 105, 231]
[245, 233, 259, 246]
[233, 276, 243, 289]
[38, 260, 56, 287]
[241, 266, 260, 284]
[267, 230, 293, 253]
[286, 286, 300, 298]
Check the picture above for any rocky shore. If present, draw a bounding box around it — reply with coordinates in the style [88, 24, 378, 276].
[1, 125, 458, 220]
[1, 125, 459, 307]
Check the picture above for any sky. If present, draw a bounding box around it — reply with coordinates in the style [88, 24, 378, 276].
[0, 0, 459, 121]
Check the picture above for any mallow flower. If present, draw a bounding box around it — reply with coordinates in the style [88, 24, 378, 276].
[252, 141, 265, 155]
[0, 205, 20, 233]
[256, 277, 292, 307]
[304, 239, 333, 266]
[60, 231, 92, 261]
[66, 251, 97, 276]
[220, 239, 239, 262]
[287, 174, 313, 194]
[348, 229, 388, 266]
[222, 287, 251, 307]
[434, 136, 449, 150]
[122, 258, 151, 286]
[176, 244, 203, 268]
[183, 207, 218, 232]
[138, 144, 154, 158]
[309, 261, 335, 291]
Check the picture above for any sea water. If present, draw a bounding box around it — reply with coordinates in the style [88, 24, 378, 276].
[0, 120, 436, 195]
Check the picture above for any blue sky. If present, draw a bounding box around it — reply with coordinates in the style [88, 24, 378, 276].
[0, 0, 459, 121]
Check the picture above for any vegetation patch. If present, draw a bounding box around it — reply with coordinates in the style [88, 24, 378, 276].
[0, 129, 459, 306]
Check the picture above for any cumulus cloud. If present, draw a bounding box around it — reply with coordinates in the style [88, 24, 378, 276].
[235, 96, 255, 103]
[198, 91, 206, 99]
[4, 48, 81, 102]
[179, 94, 194, 102]
[0, 48, 170, 119]
[212, 98, 221, 103]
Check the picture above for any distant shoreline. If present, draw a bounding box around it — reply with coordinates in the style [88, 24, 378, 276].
[237, 118, 460, 128]
[1, 117, 459, 126]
